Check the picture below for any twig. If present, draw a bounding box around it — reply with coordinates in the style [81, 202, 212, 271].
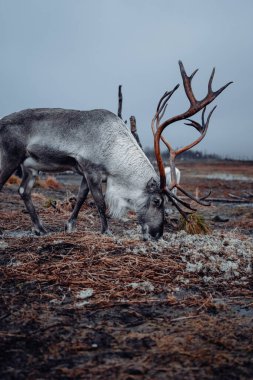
[180, 196, 253, 204]
[130, 116, 143, 149]
[0, 312, 11, 321]
[171, 315, 200, 322]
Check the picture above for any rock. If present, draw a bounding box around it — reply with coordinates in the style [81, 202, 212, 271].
[213, 215, 229, 222]
[0, 241, 8, 250]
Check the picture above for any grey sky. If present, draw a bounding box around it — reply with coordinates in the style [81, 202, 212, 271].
[0, 0, 252, 159]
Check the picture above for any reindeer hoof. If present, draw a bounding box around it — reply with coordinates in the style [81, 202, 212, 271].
[65, 221, 76, 233]
[142, 234, 150, 242]
[32, 226, 47, 236]
[103, 229, 113, 237]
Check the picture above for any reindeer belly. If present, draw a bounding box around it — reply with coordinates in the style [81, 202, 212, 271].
[23, 144, 79, 173]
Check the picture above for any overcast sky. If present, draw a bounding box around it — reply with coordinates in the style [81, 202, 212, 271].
[0, 0, 252, 159]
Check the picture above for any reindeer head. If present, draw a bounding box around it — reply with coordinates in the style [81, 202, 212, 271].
[137, 177, 164, 240]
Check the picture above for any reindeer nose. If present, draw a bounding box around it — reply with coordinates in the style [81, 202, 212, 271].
[154, 232, 162, 240]
[149, 229, 162, 240]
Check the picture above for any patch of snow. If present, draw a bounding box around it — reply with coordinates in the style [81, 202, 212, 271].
[75, 300, 90, 307]
[76, 288, 94, 299]
[127, 281, 155, 292]
[186, 262, 203, 273]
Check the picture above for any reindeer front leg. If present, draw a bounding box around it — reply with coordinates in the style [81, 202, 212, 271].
[85, 172, 110, 234]
[77, 159, 110, 234]
[65, 176, 89, 232]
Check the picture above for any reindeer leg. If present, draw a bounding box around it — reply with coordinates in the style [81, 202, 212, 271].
[0, 157, 24, 191]
[76, 158, 110, 234]
[85, 173, 110, 234]
[0, 160, 24, 234]
[65, 176, 89, 232]
[18, 167, 47, 235]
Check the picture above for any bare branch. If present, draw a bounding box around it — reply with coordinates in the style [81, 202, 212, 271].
[130, 116, 143, 149]
[118, 85, 123, 119]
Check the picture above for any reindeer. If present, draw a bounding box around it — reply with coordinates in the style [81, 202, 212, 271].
[0, 61, 232, 239]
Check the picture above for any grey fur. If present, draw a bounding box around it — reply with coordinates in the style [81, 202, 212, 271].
[0, 108, 164, 239]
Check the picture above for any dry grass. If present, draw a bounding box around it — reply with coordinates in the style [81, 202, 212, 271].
[35, 175, 62, 190]
[179, 213, 211, 235]
[6, 175, 22, 186]
[6, 174, 62, 190]
[1, 226, 252, 379]
[1, 164, 253, 379]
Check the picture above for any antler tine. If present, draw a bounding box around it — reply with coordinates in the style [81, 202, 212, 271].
[151, 84, 180, 159]
[159, 104, 168, 121]
[213, 81, 234, 98]
[177, 105, 217, 155]
[153, 84, 180, 151]
[156, 91, 169, 113]
[160, 84, 180, 111]
[164, 189, 197, 211]
[156, 91, 171, 113]
[179, 60, 198, 105]
[208, 68, 215, 93]
[184, 119, 203, 133]
[171, 200, 193, 221]
[208, 67, 233, 98]
[176, 185, 211, 206]
[199, 190, 212, 201]
[202, 106, 206, 126]
[152, 86, 179, 137]
[164, 189, 193, 220]
[184, 106, 214, 134]
[157, 84, 180, 116]
[201, 105, 217, 137]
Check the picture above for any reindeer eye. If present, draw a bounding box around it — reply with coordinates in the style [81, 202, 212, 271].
[152, 197, 162, 207]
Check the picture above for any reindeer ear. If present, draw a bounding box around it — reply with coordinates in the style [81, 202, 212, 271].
[146, 177, 159, 193]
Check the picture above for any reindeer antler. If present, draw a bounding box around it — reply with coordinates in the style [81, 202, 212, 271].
[152, 61, 233, 218]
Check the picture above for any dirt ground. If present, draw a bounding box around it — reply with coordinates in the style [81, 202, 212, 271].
[0, 160, 252, 380]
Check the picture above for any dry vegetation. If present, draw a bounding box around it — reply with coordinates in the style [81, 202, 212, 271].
[0, 161, 253, 379]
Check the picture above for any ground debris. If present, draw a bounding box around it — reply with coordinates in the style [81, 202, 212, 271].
[1, 161, 253, 379]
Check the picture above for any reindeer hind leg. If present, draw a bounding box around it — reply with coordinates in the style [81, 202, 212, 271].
[0, 156, 26, 233]
[18, 166, 47, 235]
[0, 158, 23, 191]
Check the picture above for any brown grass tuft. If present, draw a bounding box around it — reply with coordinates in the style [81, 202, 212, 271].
[179, 213, 211, 235]
[6, 175, 22, 186]
[35, 176, 62, 190]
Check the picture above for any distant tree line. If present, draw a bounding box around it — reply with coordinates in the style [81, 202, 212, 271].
[144, 148, 252, 162]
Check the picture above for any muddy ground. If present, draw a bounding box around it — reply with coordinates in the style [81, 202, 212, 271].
[0, 160, 252, 380]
